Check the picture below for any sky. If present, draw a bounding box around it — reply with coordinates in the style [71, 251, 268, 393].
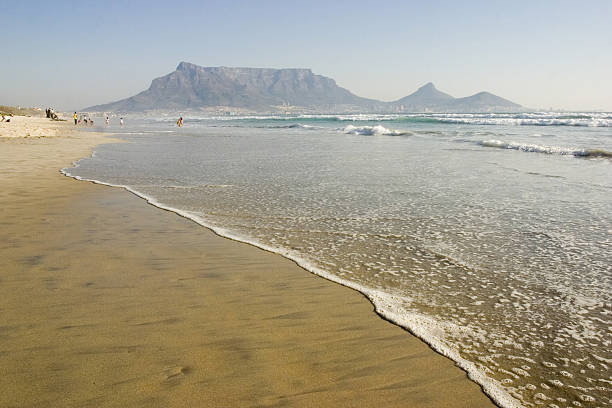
[2, 0, 611, 111]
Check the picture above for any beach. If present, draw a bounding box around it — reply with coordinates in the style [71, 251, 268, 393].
[0, 116, 497, 407]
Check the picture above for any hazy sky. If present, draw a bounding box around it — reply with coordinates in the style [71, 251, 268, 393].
[2, 0, 611, 111]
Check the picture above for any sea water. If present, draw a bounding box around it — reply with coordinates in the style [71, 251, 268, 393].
[65, 112, 611, 408]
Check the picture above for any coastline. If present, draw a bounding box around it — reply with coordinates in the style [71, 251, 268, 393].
[0, 117, 496, 407]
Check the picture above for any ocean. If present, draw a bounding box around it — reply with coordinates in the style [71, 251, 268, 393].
[64, 112, 611, 408]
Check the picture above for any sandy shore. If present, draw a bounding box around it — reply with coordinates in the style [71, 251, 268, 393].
[0, 115, 78, 138]
[0, 117, 496, 407]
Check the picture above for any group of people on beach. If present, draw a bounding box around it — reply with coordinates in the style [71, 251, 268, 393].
[66, 113, 181, 128]
[71, 113, 122, 127]
[45, 107, 59, 120]
[73, 112, 94, 126]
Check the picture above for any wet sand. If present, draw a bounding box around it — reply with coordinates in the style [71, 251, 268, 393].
[0, 119, 496, 407]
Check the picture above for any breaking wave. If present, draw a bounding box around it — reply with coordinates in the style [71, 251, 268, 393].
[440, 117, 612, 127]
[265, 123, 321, 130]
[343, 124, 410, 136]
[479, 139, 612, 158]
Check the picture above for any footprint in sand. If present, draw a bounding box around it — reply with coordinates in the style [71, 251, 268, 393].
[163, 366, 192, 383]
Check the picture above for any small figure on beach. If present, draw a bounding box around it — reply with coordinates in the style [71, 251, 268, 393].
[120, 118, 124, 127]
[105, 116, 109, 126]
[73, 112, 78, 125]
[177, 116, 183, 127]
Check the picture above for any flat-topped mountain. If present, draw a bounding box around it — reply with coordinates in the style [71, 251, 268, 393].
[85, 62, 522, 113]
[86, 62, 380, 112]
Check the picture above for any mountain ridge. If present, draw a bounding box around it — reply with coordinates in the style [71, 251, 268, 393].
[85, 62, 522, 113]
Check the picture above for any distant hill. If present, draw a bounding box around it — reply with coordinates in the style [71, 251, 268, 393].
[84, 62, 522, 113]
[445, 91, 522, 112]
[391, 83, 521, 112]
[394, 82, 454, 109]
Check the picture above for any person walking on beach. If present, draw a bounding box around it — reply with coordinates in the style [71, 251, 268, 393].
[120, 117, 124, 127]
[177, 116, 183, 127]
[73, 112, 78, 125]
[105, 115, 109, 126]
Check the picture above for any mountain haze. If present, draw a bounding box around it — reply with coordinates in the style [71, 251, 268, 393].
[85, 62, 522, 113]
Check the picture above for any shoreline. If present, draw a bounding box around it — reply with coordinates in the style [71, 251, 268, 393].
[61, 157, 516, 408]
[1, 117, 497, 407]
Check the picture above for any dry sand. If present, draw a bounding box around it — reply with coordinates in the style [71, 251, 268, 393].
[0, 117, 497, 407]
[0, 115, 77, 138]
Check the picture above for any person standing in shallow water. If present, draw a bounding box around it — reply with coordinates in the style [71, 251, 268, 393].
[120, 118, 124, 127]
[177, 117, 183, 127]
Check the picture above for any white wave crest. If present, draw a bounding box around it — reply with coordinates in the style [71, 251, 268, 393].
[438, 115, 612, 127]
[343, 124, 408, 136]
[276, 123, 321, 130]
[479, 140, 612, 158]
